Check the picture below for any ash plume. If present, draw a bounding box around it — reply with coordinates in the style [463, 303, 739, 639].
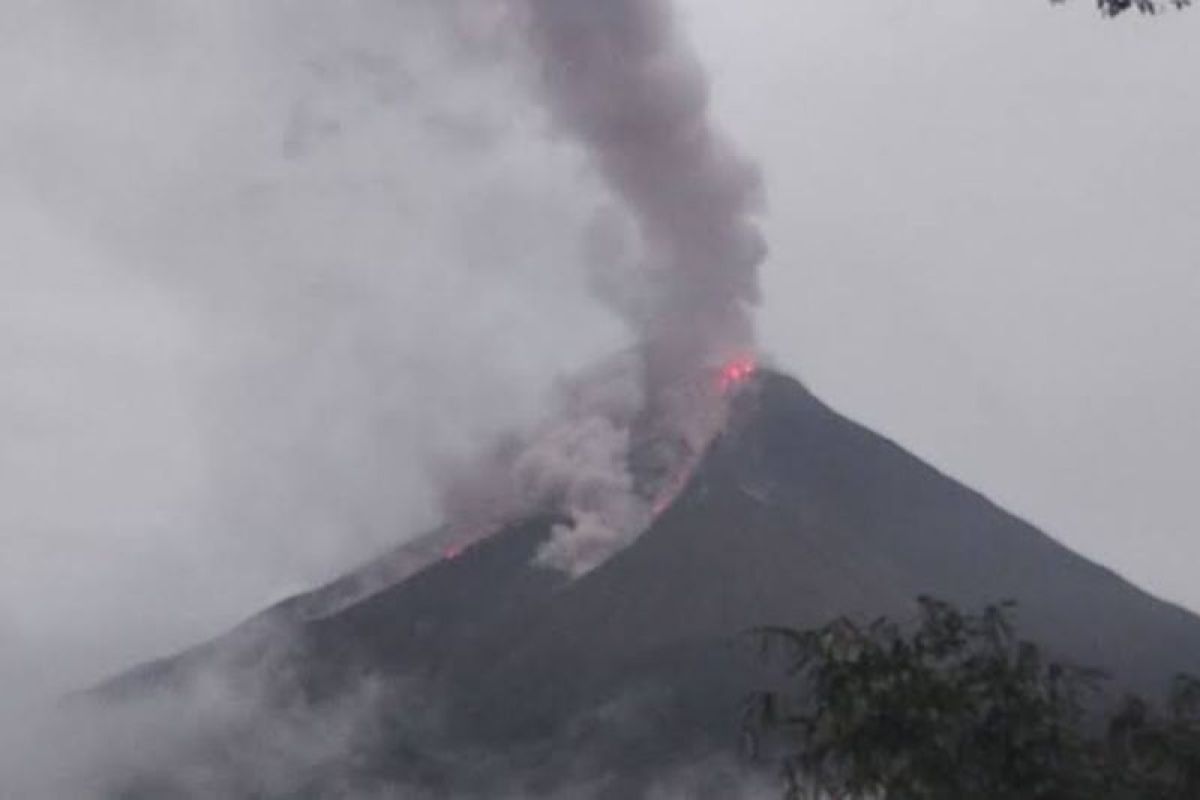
[526, 0, 768, 571]
[525, 0, 767, 393]
[438, 0, 769, 575]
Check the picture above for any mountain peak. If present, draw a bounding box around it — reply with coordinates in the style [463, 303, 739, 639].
[93, 369, 1200, 796]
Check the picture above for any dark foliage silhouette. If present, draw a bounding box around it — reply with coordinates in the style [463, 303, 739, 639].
[1057, 0, 1191, 16]
[747, 598, 1200, 799]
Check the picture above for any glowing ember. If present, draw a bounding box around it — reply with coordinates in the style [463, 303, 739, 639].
[443, 544, 464, 561]
[716, 356, 758, 392]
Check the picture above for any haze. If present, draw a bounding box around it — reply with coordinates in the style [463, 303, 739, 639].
[2, 0, 1197, 724]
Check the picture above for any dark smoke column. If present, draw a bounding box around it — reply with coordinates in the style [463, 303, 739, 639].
[525, 0, 767, 397]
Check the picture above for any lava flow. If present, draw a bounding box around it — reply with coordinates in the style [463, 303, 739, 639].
[647, 356, 759, 518]
[716, 355, 758, 393]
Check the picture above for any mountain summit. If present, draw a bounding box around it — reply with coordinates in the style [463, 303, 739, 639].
[97, 370, 1200, 797]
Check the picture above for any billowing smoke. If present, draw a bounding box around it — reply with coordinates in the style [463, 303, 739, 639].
[439, 0, 768, 574]
[525, 0, 767, 393]
[436, 353, 651, 576]
[436, 346, 759, 576]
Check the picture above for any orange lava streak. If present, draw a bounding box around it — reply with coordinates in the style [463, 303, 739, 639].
[717, 355, 757, 392]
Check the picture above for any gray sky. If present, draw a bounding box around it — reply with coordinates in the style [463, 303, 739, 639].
[683, 0, 1200, 621]
[1, 0, 1198, 710]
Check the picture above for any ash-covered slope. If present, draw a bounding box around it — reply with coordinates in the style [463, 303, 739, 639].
[99, 370, 1200, 794]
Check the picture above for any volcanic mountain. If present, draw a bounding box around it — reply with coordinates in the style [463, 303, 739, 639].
[96, 370, 1200, 797]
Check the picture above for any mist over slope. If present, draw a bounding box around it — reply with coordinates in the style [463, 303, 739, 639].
[82, 369, 1200, 798]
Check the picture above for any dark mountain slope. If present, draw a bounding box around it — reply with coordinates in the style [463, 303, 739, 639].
[99, 370, 1200, 794]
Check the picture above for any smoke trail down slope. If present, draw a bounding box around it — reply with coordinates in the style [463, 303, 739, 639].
[439, 0, 769, 576]
[525, 0, 767, 387]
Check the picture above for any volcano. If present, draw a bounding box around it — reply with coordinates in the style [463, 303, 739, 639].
[96, 370, 1200, 797]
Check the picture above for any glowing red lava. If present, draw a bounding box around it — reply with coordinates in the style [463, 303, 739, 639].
[716, 355, 758, 392]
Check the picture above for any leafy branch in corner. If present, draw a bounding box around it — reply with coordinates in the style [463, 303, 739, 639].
[1053, 0, 1192, 16]
[744, 597, 1200, 799]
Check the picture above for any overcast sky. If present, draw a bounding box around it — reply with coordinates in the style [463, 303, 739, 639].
[2, 0, 1198, 710]
[682, 0, 1200, 623]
